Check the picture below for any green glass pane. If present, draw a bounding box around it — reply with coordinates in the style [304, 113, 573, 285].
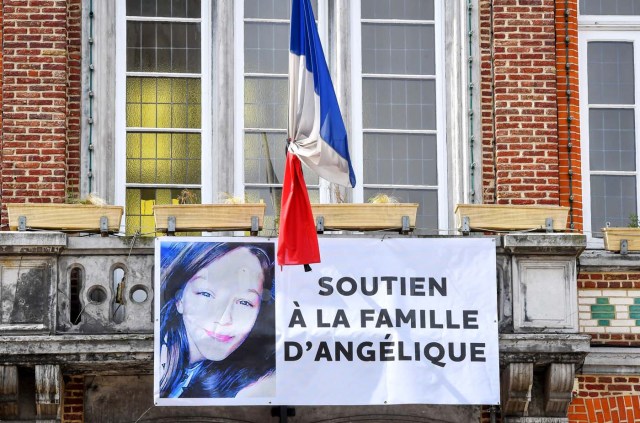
[141, 78, 157, 103]
[157, 78, 172, 103]
[597, 319, 611, 326]
[173, 160, 187, 182]
[188, 105, 201, 128]
[172, 134, 187, 158]
[141, 159, 156, 183]
[157, 104, 172, 128]
[157, 160, 171, 184]
[187, 80, 201, 103]
[157, 134, 171, 158]
[141, 133, 157, 158]
[126, 79, 141, 103]
[126, 188, 141, 215]
[126, 133, 141, 158]
[126, 159, 140, 183]
[629, 305, 640, 313]
[141, 104, 157, 127]
[126, 104, 141, 127]
[636, 320, 640, 326]
[187, 160, 201, 184]
[172, 79, 187, 103]
[630, 312, 640, 319]
[187, 135, 201, 159]
[634, 298, 640, 305]
[172, 104, 187, 127]
[596, 297, 610, 304]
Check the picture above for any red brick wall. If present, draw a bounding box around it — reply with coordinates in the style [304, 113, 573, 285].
[62, 374, 84, 423]
[1, 0, 83, 227]
[479, 0, 496, 203]
[568, 375, 640, 422]
[66, 0, 82, 198]
[555, 0, 582, 231]
[480, 0, 560, 206]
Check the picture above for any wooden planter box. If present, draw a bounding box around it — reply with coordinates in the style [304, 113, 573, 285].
[603, 228, 640, 252]
[153, 203, 266, 233]
[311, 203, 419, 232]
[454, 204, 569, 232]
[7, 204, 123, 232]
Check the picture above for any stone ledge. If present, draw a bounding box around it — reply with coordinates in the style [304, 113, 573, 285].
[581, 347, 640, 374]
[0, 232, 67, 255]
[578, 249, 640, 271]
[500, 334, 591, 367]
[501, 234, 586, 256]
[0, 334, 154, 372]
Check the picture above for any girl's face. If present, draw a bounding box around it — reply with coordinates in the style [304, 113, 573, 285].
[176, 247, 264, 363]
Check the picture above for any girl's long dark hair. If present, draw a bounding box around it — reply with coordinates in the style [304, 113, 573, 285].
[159, 241, 275, 398]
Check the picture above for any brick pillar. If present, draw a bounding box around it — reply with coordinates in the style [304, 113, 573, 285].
[1, 0, 70, 226]
[61, 375, 84, 423]
[486, 0, 560, 205]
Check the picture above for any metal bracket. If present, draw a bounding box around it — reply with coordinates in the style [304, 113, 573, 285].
[316, 216, 325, 234]
[99, 216, 109, 237]
[167, 216, 176, 236]
[462, 216, 470, 236]
[250, 216, 259, 236]
[18, 216, 27, 231]
[545, 217, 554, 233]
[621, 239, 629, 255]
[400, 215, 410, 234]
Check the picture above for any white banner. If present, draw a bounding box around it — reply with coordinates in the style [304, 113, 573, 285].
[154, 237, 499, 406]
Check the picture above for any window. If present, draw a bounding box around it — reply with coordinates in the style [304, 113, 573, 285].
[111, 0, 456, 235]
[353, 0, 445, 232]
[116, 0, 210, 235]
[579, 1, 640, 241]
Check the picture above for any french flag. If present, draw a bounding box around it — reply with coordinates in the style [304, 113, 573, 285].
[277, 0, 355, 267]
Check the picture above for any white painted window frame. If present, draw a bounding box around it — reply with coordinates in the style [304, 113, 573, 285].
[349, 0, 449, 232]
[579, 22, 640, 248]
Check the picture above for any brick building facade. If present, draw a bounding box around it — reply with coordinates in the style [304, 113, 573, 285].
[0, 0, 638, 422]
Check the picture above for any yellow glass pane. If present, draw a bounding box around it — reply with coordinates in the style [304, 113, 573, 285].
[141, 104, 157, 127]
[140, 215, 155, 235]
[157, 78, 171, 103]
[141, 198, 155, 215]
[126, 78, 141, 103]
[140, 159, 156, 183]
[126, 159, 140, 183]
[173, 160, 187, 182]
[172, 105, 187, 128]
[141, 133, 157, 158]
[187, 160, 201, 184]
[141, 78, 157, 103]
[126, 104, 141, 127]
[188, 105, 201, 128]
[157, 134, 171, 158]
[125, 216, 140, 236]
[172, 79, 187, 103]
[157, 160, 171, 184]
[126, 189, 141, 215]
[156, 104, 171, 128]
[156, 189, 173, 204]
[172, 134, 187, 158]
[187, 80, 201, 104]
[126, 133, 141, 158]
[187, 135, 201, 159]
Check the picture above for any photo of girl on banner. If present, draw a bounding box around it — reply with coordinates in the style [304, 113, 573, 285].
[158, 240, 276, 399]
